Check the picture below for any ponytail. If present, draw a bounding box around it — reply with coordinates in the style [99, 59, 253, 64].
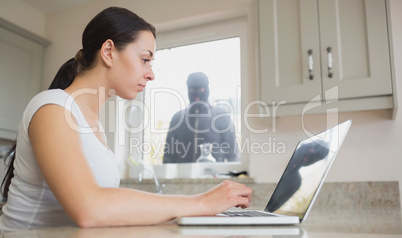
[48, 51, 83, 90]
[1, 144, 16, 200]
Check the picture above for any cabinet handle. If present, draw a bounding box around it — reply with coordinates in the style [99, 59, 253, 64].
[327, 47, 333, 78]
[308, 49, 314, 80]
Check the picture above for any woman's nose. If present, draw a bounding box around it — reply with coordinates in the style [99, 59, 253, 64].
[146, 68, 155, 81]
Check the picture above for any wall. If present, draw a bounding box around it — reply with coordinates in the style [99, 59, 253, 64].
[0, 0, 46, 37]
[1, 0, 401, 203]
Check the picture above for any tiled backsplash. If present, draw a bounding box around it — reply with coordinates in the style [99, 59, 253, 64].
[120, 178, 400, 210]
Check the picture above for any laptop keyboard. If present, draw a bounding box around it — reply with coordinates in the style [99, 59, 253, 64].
[221, 210, 275, 217]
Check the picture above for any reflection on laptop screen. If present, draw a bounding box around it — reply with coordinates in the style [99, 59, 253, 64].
[265, 121, 349, 220]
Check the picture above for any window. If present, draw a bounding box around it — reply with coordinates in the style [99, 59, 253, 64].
[144, 37, 241, 164]
[121, 17, 249, 178]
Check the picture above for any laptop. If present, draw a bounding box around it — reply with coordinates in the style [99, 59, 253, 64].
[177, 120, 352, 226]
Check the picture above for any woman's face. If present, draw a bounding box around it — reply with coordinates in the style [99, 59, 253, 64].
[109, 31, 155, 100]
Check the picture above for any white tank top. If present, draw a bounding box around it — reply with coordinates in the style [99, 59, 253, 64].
[0, 89, 120, 231]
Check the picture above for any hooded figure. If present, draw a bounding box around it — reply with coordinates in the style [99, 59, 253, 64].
[163, 72, 240, 163]
[266, 139, 330, 212]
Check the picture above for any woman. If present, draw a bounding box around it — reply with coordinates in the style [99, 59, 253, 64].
[0, 7, 251, 231]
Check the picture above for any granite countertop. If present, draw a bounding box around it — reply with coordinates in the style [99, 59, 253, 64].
[2, 207, 401, 238]
[1, 180, 401, 237]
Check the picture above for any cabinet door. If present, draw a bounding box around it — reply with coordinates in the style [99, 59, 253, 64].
[258, 0, 322, 104]
[318, 0, 392, 101]
[0, 27, 43, 140]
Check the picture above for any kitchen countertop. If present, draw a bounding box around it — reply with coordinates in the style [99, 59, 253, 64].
[1, 180, 401, 237]
[2, 207, 401, 238]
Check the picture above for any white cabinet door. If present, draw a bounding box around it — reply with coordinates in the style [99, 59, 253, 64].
[258, 0, 393, 116]
[258, 0, 322, 105]
[319, 0, 392, 101]
[0, 27, 43, 140]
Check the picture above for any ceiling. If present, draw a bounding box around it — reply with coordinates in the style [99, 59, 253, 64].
[20, 0, 97, 13]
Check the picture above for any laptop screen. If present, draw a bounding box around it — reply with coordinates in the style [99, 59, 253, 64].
[265, 120, 351, 220]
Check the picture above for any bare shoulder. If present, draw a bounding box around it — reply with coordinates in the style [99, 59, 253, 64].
[28, 104, 83, 164]
[29, 104, 79, 137]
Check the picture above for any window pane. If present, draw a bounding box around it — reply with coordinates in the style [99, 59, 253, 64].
[144, 37, 241, 164]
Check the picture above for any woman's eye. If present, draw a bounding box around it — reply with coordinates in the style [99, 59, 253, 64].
[142, 58, 154, 67]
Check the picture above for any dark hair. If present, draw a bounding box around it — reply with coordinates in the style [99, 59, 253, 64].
[1, 7, 156, 200]
[49, 6, 156, 89]
[1, 144, 15, 200]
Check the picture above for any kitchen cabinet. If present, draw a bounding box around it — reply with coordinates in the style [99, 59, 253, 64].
[0, 22, 49, 140]
[258, 0, 396, 117]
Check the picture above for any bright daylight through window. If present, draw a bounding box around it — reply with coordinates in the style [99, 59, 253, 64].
[143, 37, 241, 165]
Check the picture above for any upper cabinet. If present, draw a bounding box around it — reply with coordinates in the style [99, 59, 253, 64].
[258, 0, 396, 117]
[0, 20, 50, 140]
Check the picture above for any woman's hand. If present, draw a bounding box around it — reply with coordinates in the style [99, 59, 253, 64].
[196, 180, 252, 216]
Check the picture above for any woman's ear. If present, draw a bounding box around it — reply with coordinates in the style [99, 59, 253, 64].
[100, 39, 115, 67]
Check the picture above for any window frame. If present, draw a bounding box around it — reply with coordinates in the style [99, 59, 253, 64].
[125, 17, 250, 179]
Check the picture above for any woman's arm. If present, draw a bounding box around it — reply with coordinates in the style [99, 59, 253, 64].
[28, 105, 252, 228]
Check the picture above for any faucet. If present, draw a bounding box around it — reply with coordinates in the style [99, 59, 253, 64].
[138, 167, 164, 194]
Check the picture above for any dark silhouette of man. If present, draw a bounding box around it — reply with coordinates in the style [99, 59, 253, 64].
[163, 72, 239, 163]
[266, 139, 330, 212]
